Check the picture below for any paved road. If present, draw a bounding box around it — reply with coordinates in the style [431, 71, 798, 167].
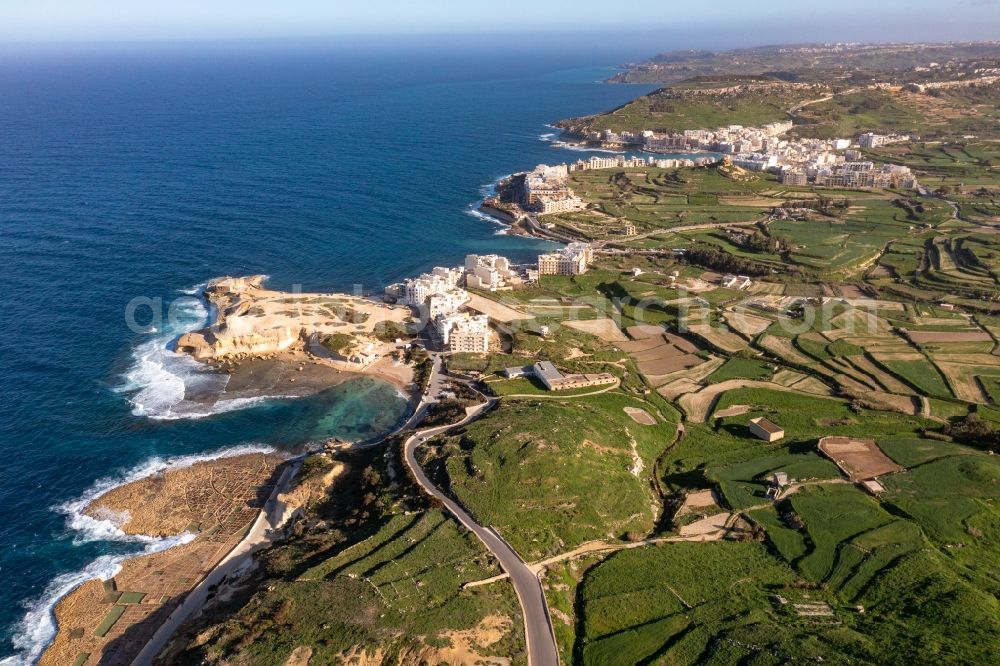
[402, 361, 560, 666]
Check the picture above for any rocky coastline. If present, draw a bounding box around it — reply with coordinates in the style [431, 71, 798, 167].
[176, 275, 418, 403]
[40, 452, 290, 666]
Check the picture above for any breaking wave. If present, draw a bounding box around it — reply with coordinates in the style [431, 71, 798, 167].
[3, 444, 273, 665]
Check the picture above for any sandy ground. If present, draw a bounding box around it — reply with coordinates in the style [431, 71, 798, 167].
[466, 292, 533, 323]
[623, 406, 656, 425]
[562, 317, 628, 342]
[906, 330, 992, 343]
[687, 324, 748, 353]
[933, 361, 991, 403]
[679, 512, 733, 537]
[714, 404, 750, 418]
[620, 330, 705, 385]
[725, 310, 773, 336]
[624, 324, 667, 340]
[817, 436, 904, 481]
[759, 335, 814, 365]
[676, 489, 720, 517]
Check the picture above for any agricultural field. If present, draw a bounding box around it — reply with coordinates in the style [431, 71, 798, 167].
[421, 392, 678, 560]
[169, 443, 526, 665]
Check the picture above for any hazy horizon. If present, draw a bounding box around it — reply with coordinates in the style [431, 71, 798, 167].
[1, 0, 998, 48]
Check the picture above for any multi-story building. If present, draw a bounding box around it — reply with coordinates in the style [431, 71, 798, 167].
[812, 162, 918, 189]
[464, 254, 521, 290]
[435, 312, 491, 353]
[427, 289, 470, 318]
[537, 195, 584, 214]
[537, 242, 592, 276]
[521, 163, 587, 214]
[858, 132, 905, 149]
[397, 268, 468, 308]
[778, 167, 809, 186]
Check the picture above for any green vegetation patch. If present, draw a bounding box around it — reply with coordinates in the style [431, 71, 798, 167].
[431, 393, 677, 559]
[93, 605, 127, 637]
[881, 358, 954, 399]
[707, 358, 772, 383]
[576, 540, 865, 665]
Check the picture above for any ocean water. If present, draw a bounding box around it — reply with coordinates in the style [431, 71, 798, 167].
[0, 41, 655, 661]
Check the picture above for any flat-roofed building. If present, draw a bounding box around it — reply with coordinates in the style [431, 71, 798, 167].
[531, 361, 616, 391]
[538, 242, 592, 276]
[435, 312, 491, 353]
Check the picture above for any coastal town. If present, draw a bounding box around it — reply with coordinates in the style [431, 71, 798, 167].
[556, 123, 919, 193]
[25, 36, 1000, 666]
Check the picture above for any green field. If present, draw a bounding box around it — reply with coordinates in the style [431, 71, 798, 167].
[170, 446, 526, 664]
[707, 357, 773, 382]
[425, 392, 678, 559]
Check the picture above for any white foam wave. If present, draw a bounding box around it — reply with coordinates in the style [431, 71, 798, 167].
[464, 206, 512, 235]
[54, 442, 278, 543]
[117, 287, 233, 420]
[2, 533, 195, 666]
[176, 281, 206, 296]
[145, 394, 288, 421]
[465, 205, 506, 224]
[0, 444, 279, 665]
[117, 282, 289, 420]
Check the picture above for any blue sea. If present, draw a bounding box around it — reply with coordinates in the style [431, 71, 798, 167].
[0, 40, 656, 662]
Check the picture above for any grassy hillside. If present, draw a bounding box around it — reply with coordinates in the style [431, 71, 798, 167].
[559, 83, 821, 135]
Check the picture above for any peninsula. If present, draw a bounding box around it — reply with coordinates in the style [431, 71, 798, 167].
[175, 275, 417, 398]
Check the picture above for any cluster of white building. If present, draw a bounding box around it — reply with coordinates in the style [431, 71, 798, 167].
[581, 121, 920, 191]
[538, 242, 593, 276]
[586, 121, 793, 154]
[858, 132, 911, 149]
[435, 311, 491, 353]
[721, 274, 753, 290]
[464, 253, 527, 291]
[780, 161, 918, 189]
[568, 153, 717, 172]
[522, 163, 585, 214]
[386, 267, 489, 353]
[523, 153, 721, 215]
[386, 252, 549, 353]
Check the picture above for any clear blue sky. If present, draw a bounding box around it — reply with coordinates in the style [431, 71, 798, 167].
[1, 0, 998, 44]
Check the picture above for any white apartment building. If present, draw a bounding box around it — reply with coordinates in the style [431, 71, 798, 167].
[538, 242, 593, 276]
[464, 253, 521, 291]
[427, 289, 470, 318]
[435, 312, 491, 353]
[430, 266, 463, 288]
[400, 268, 465, 307]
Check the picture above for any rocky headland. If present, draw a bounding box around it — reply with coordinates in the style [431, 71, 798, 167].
[176, 276, 417, 399]
[40, 452, 289, 666]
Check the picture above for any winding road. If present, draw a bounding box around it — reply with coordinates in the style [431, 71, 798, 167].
[402, 358, 561, 666]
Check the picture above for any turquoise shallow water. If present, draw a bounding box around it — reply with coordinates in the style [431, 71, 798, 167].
[0, 42, 655, 661]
